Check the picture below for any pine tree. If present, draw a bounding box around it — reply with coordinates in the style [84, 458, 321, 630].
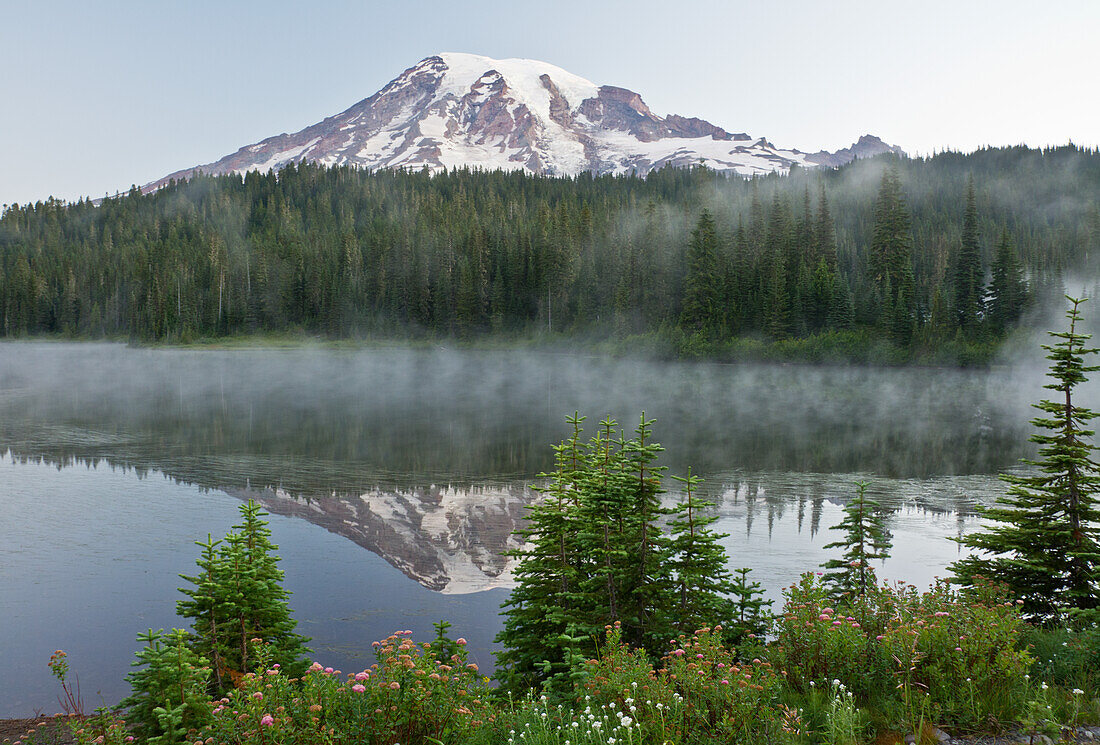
[821, 481, 892, 601]
[229, 501, 311, 675]
[987, 228, 1027, 334]
[495, 414, 587, 694]
[679, 210, 723, 335]
[119, 628, 211, 744]
[175, 535, 231, 692]
[176, 500, 310, 692]
[496, 413, 737, 696]
[669, 468, 736, 634]
[869, 167, 913, 308]
[954, 176, 985, 331]
[728, 567, 772, 646]
[953, 297, 1100, 620]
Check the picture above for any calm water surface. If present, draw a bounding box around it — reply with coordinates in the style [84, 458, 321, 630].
[0, 342, 1059, 715]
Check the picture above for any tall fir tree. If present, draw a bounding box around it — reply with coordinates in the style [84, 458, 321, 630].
[869, 167, 914, 309]
[954, 175, 985, 331]
[679, 210, 723, 335]
[987, 227, 1028, 334]
[952, 297, 1100, 620]
[494, 414, 585, 695]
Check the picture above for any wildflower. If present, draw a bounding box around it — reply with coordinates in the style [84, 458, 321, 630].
[252, 692, 263, 700]
[352, 684, 366, 693]
[324, 667, 334, 674]
[1073, 688, 1085, 695]
[308, 662, 323, 672]
[456, 638, 468, 645]
[390, 681, 401, 690]
[260, 715, 274, 726]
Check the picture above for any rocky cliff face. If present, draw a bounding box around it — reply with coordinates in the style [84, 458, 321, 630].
[147, 53, 902, 190]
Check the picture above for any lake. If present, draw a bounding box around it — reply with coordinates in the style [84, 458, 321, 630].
[0, 341, 1059, 716]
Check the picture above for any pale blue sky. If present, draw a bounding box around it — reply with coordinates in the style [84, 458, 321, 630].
[2, 0, 1096, 206]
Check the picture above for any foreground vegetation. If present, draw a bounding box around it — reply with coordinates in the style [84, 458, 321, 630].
[4, 146, 1099, 363]
[27, 579, 1100, 745]
[9, 305, 1100, 745]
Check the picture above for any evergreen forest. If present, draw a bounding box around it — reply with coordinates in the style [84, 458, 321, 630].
[2, 144, 1099, 362]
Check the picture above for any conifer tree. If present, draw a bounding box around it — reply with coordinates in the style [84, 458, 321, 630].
[679, 210, 723, 335]
[495, 414, 587, 694]
[954, 176, 985, 331]
[869, 167, 913, 308]
[497, 414, 737, 696]
[119, 628, 211, 744]
[669, 468, 736, 634]
[821, 481, 892, 601]
[987, 228, 1027, 334]
[176, 500, 310, 692]
[728, 567, 772, 645]
[953, 297, 1100, 620]
[175, 535, 230, 692]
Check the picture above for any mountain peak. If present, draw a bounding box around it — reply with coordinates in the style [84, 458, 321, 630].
[146, 54, 902, 191]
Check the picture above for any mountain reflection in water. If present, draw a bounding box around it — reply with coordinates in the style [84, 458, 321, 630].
[0, 341, 1065, 715]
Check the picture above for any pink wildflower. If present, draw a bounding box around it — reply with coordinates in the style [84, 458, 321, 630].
[252, 692, 263, 700]
[355, 672, 369, 681]
[260, 715, 274, 727]
[352, 684, 366, 693]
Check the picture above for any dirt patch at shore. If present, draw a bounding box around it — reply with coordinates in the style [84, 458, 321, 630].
[0, 716, 78, 744]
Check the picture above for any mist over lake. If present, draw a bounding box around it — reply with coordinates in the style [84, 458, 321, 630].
[0, 341, 1063, 715]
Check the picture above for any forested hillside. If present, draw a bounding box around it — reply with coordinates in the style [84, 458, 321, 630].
[2, 145, 1098, 361]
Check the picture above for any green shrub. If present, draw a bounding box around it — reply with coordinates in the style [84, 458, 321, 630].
[200, 633, 489, 745]
[581, 623, 786, 745]
[772, 573, 1032, 732]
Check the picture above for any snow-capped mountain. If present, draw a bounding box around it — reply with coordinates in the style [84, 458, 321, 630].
[148, 53, 901, 189]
